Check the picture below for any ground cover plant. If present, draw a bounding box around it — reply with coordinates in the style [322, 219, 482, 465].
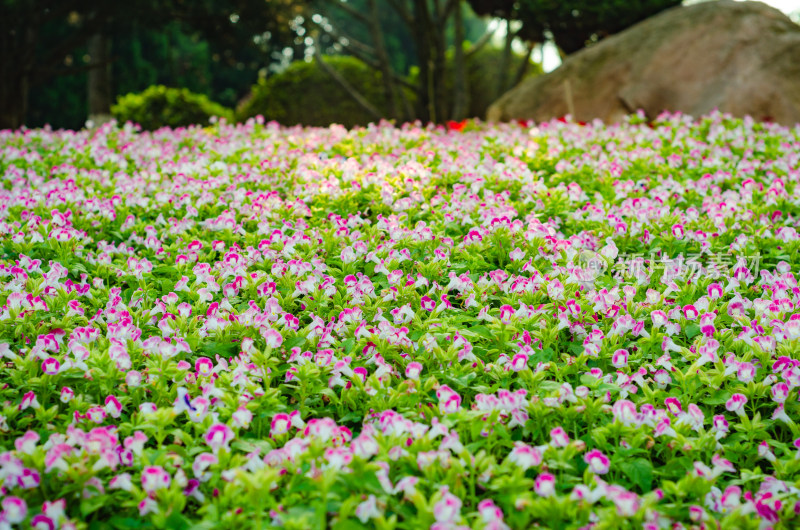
[0, 112, 799, 529]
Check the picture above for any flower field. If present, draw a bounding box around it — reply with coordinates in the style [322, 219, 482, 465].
[1, 112, 800, 529]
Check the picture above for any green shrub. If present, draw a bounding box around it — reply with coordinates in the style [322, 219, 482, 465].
[236, 56, 390, 128]
[111, 85, 233, 130]
[464, 46, 543, 118]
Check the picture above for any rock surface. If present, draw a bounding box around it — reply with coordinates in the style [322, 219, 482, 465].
[487, 1, 800, 125]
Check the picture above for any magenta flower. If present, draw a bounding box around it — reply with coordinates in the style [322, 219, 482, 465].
[204, 423, 234, 453]
[477, 499, 506, 524]
[41, 357, 60, 375]
[507, 442, 542, 470]
[550, 427, 570, 447]
[614, 491, 640, 517]
[534, 473, 556, 497]
[612, 399, 638, 425]
[584, 449, 610, 474]
[707, 283, 723, 299]
[1, 496, 27, 524]
[433, 487, 462, 523]
[771, 383, 789, 403]
[271, 413, 291, 436]
[611, 349, 628, 368]
[262, 328, 283, 348]
[195, 356, 214, 376]
[435, 385, 462, 414]
[355, 495, 381, 523]
[141, 466, 171, 493]
[420, 295, 436, 312]
[405, 361, 423, 380]
[664, 397, 682, 416]
[499, 304, 515, 324]
[14, 430, 40, 454]
[31, 514, 56, 529]
[510, 353, 529, 372]
[725, 393, 747, 416]
[192, 452, 219, 480]
[737, 362, 756, 383]
[20, 391, 40, 410]
[104, 395, 123, 418]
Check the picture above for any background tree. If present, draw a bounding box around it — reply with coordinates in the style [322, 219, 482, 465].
[4, 0, 307, 129]
[311, 0, 503, 123]
[468, 0, 682, 56]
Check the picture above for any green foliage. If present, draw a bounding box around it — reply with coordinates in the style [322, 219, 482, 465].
[463, 46, 542, 118]
[236, 56, 390, 128]
[412, 46, 542, 119]
[468, 0, 682, 54]
[111, 85, 233, 130]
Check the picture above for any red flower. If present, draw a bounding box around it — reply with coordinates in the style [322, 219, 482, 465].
[446, 120, 467, 132]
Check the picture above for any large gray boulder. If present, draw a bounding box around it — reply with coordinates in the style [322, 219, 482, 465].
[487, 1, 800, 125]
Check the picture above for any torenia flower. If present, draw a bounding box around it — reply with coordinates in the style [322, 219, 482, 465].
[141, 466, 171, 493]
[477, 499, 506, 525]
[433, 487, 462, 523]
[507, 442, 542, 470]
[271, 413, 291, 436]
[355, 495, 381, 523]
[534, 473, 556, 497]
[725, 393, 747, 417]
[262, 328, 283, 349]
[613, 491, 640, 517]
[15, 430, 40, 454]
[436, 385, 461, 414]
[550, 427, 570, 447]
[405, 361, 423, 380]
[611, 349, 628, 368]
[707, 283, 723, 299]
[20, 391, 40, 410]
[1, 496, 27, 524]
[584, 449, 610, 474]
[420, 295, 436, 312]
[60, 387, 74, 403]
[104, 395, 123, 418]
[195, 357, 214, 376]
[42, 357, 60, 375]
[204, 423, 234, 453]
[612, 400, 638, 425]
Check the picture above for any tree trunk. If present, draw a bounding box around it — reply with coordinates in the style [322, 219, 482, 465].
[495, 18, 514, 100]
[428, 0, 449, 122]
[511, 41, 535, 88]
[451, 2, 468, 121]
[314, 44, 383, 121]
[0, 75, 28, 130]
[412, 0, 432, 122]
[367, 0, 402, 121]
[412, 0, 433, 122]
[87, 32, 113, 126]
[0, 23, 34, 130]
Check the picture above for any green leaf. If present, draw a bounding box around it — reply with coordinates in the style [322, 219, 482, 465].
[283, 336, 306, 351]
[685, 323, 701, 339]
[341, 337, 355, 355]
[164, 512, 192, 530]
[619, 458, 653, 492]
[467, 326, 495, 341]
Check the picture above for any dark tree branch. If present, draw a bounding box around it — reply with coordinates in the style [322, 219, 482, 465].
[387, 0, 413, 26]
[465, 26, 496, 57]
[511, 41, 535, 87]
[320, 0, 369, 24]
[313, 40, 383, 121]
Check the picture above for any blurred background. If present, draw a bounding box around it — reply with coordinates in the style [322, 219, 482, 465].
[2, 0, 798, 130]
